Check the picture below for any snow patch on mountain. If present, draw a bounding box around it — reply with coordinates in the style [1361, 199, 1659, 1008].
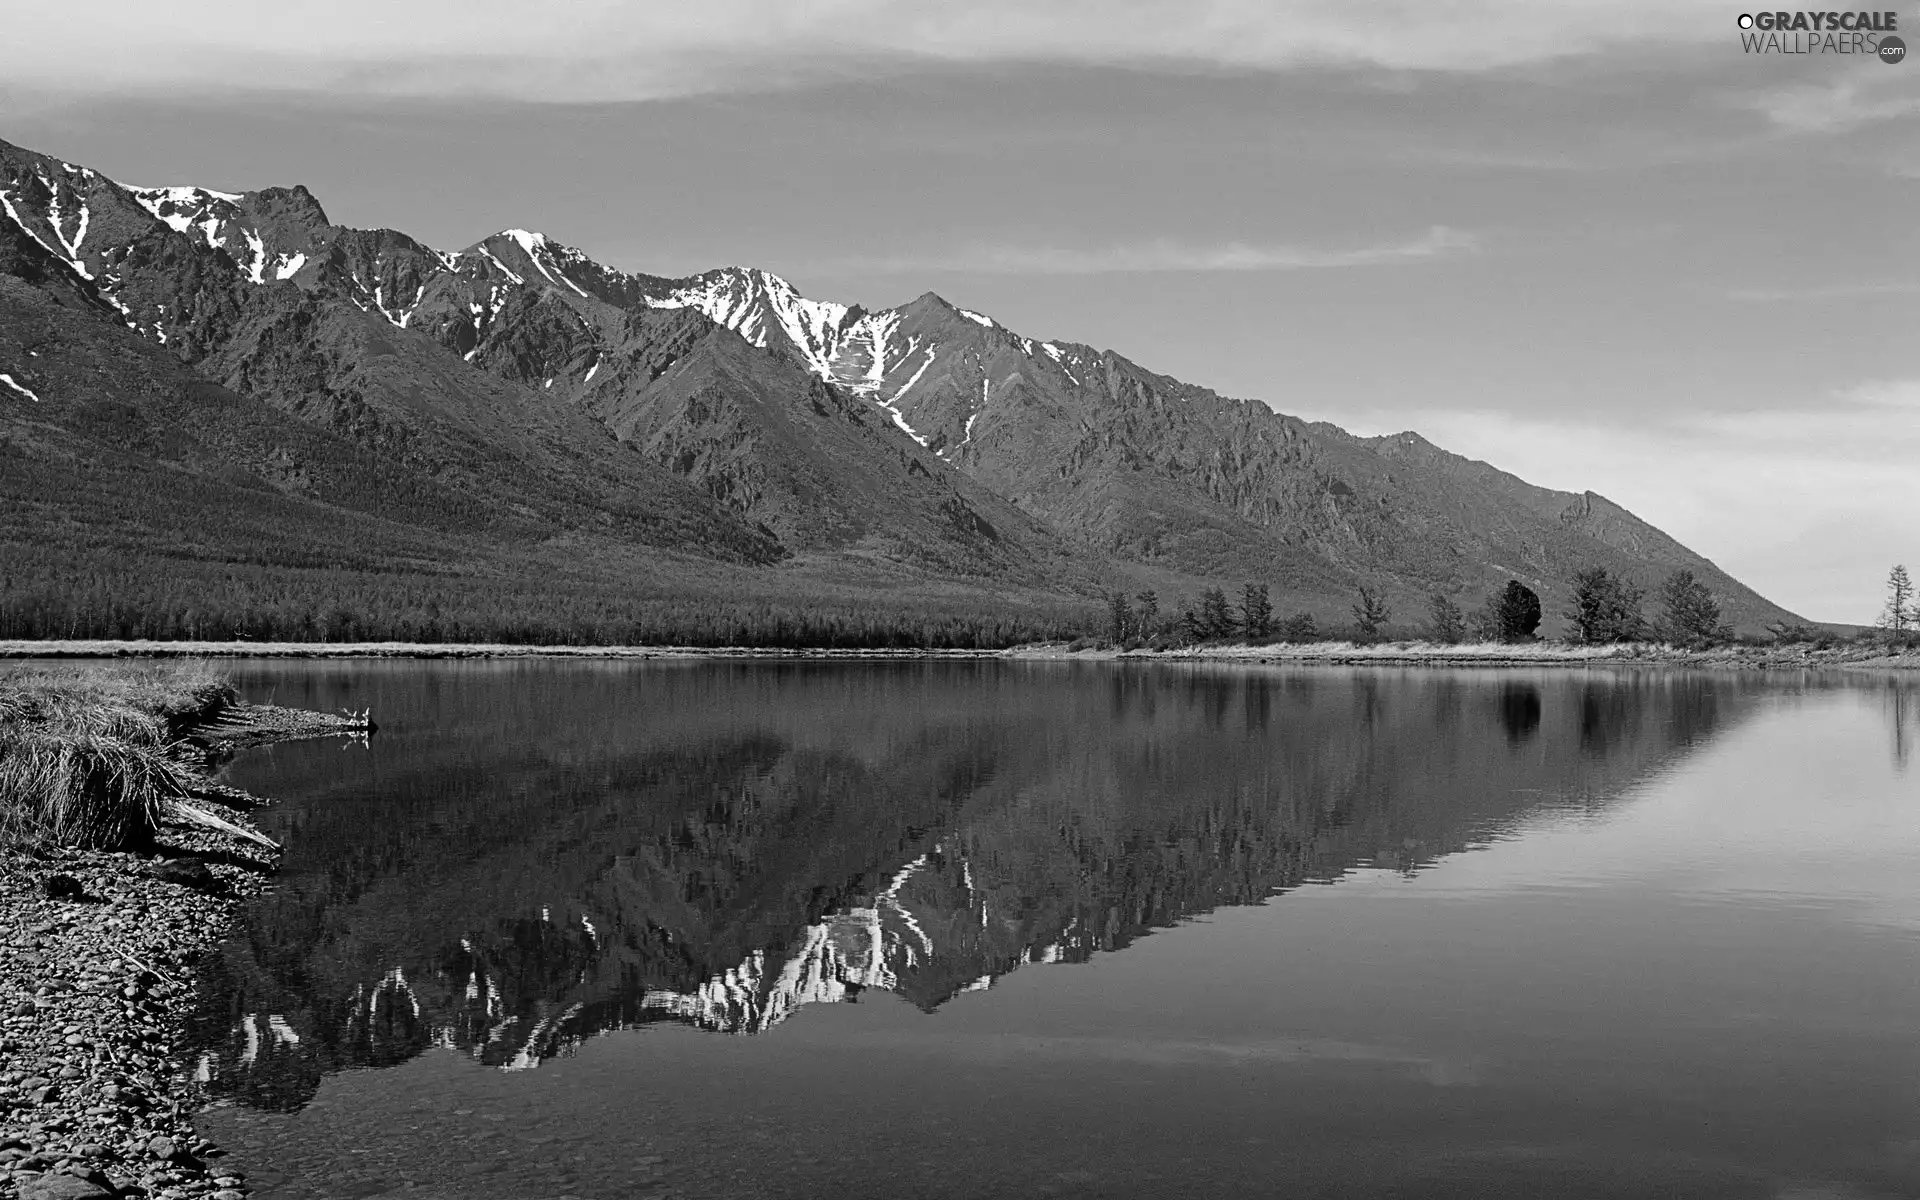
[0, 179, 96, 284]
[123, 183, 241, 206]
[873, 347, 936, 447]
[478, 245, 524, 285]
[42, 180, 90, 276]
[1040, 342, 1083, 384]
[892, 349, 935, 402]
[241, 230, 267, 283]
[940, 379, 992, 463]
[886, 408, 929, 446]
[126, 187, 200, 232]
[502, 228, 544, 257]
[852, 309, 900, 395]
[125, 185, 247, 252]
[0, 189, 59, 260]
[0, 373, 42, 403]
[640, 271, 1018, 461]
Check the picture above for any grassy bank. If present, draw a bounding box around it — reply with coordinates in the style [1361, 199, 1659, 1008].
[0, 662, 237, 849]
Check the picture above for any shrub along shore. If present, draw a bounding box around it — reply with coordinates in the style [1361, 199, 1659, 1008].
[0, 664, 365, 1200]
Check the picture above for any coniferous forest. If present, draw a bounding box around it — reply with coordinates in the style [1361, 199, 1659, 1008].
[0, 542, 1094, 649]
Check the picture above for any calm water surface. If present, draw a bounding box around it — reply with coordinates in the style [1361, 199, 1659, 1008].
[178, 662, 1920, 1199]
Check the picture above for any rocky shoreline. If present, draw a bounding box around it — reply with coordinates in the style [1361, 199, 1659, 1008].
[1, 704, 362, 1200]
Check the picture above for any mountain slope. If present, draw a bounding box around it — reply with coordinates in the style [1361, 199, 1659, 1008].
[659, 281, 1797, 630]
[0, 228, 810, 645]
[0, 133, 1804, 635]
[410, 233, 1088, 580]
[0, 140, 1095, 592]
[0, 139, 784, 561]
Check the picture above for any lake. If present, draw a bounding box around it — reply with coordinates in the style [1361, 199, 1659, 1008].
[183, 661, 1920, 1199]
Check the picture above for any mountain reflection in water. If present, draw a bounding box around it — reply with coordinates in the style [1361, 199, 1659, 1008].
[188, 662, 1757, 1113]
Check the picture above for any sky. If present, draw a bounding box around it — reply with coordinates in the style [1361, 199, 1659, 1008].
[3, 0, 1917, 622]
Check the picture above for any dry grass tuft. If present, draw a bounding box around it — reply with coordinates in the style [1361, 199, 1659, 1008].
[0, 728, 194, 848]
[0, 691, 164, 743]
[0, 661, 235, 735]
[0, 662, 235, 849]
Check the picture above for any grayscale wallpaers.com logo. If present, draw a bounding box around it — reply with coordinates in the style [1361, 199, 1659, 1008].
[1737, 10, 1905, 58]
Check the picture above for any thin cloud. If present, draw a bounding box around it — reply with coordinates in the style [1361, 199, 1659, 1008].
[6, 0, 1736, 103]
[840, 226, 1478, 276]
[1726, 281, 1920, 302]
[1745, 74, 1920, 133]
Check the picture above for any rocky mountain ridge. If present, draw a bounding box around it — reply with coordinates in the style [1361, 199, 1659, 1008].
[0, 134, 1803, 632]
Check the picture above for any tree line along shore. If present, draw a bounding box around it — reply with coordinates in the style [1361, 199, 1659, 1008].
[1091, 564, 1920, 653]
[6, 562, 1916, 665]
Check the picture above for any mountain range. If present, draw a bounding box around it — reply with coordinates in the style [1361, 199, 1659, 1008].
[0, 135, 1803, 639]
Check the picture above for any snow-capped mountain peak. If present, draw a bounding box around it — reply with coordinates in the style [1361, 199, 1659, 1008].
[123, 183, 245, 229]
[2, 132, 1079, 468]
[644, 266, 859, 379]
[120, 182, 321, 285]
[492, 228, 593, 298]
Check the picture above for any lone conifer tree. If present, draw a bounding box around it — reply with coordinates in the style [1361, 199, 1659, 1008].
[1134, 590, 1160, 636]
[1567, 567, 1646, 644]
[1426, 592, 1466, 644]
[1240, 582, 1274, 639]
[1199, 587, 1236, 639]
[1351, 587, 1391, 643]
[1658, 570, 1730, 646]
[1107, 592, 1133, 643]
[1494, 581, 1542, 642]
[1883, 565, 1915, 634]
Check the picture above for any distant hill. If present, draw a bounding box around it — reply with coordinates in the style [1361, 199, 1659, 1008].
[0, 135, 1804, 640]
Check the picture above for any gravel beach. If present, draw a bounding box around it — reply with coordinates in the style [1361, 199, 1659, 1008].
[0, 827, 274, 1200]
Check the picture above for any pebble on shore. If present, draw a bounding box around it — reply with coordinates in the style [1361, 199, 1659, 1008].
[1, 826, 276, 1200]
